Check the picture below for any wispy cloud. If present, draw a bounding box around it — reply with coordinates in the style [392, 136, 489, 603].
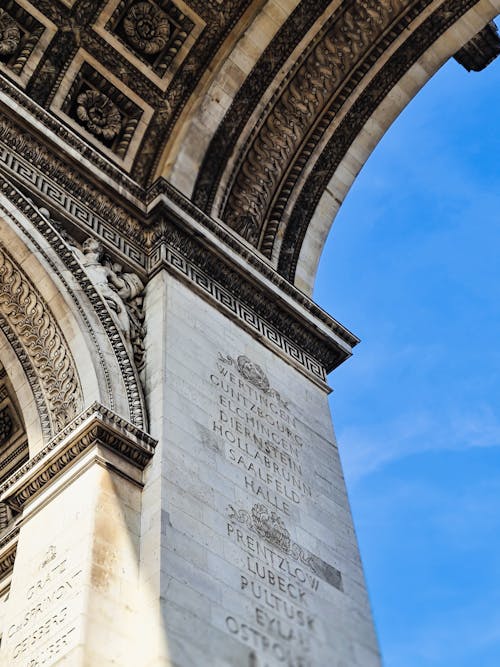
[337, 405, 500, 484]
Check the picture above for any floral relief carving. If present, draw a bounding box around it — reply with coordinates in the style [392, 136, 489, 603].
[123, 2, 171, 55]
[222, 0, 408, 246]
[237, 355, 270, 392]
[76, 90, 122, 141]
[0, 246, 82, 432]
[0, 9, 21, 57]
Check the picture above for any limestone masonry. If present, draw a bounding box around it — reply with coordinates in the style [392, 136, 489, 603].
[0, 1, 498, 665]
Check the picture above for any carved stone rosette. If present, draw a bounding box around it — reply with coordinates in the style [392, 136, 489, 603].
[123, 2, 171, 55]
[0, 9, 21, 57]
[76, 90, 123, 141]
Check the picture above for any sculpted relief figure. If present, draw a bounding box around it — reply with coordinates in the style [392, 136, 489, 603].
[72, 237, 146, 371]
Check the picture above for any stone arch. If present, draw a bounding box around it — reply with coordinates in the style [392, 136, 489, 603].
[0, 178, 148, 440]
[189, 0, 499, 292]
[287, 1, 500, 293]
[159, 0, 301, 195]
[0, 339, 40, 466]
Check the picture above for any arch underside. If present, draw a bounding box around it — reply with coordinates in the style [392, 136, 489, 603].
[0, 184, 149, 443]
[0, 0, 497, 296]
[191, 0, 500, 290]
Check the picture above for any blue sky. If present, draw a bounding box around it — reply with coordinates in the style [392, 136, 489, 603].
[314, 50, 500, 667]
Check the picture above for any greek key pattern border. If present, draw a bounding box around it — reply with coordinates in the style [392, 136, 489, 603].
[0, 144, 147, 271]
[151, 243, 327, 384]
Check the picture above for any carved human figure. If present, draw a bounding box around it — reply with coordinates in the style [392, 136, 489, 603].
[64, 233, 145, 370]
[75, 238, 134, 341]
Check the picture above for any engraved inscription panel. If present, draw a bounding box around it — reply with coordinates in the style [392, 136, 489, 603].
[208, 351, 344, 666]
[3, 545, 82, 666]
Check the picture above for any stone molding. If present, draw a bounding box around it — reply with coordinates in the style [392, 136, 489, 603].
[0, 177, 148, 430]
[0, 402, 157, 512]
[220, 0, 426, 249]
[192, 0, 334, 214]
[0, 524, 19, 580]
[0, 137, 358, 385]
[0, 244, 83, 435]
[277, 0, 494, 280]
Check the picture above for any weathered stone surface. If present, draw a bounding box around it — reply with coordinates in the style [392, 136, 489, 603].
[0, 1, 498, 665]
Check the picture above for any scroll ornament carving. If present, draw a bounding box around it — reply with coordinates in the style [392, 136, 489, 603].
[223, 0, 404, 245]
[0, 9, 20, 57]
[123, 2, 171, 55]
[76, 90, 122, 141]
[70, 238, 146, 372]
[0, 247, 81, 431]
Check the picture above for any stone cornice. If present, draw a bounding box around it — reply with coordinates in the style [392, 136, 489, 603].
[0, 125, 359, 385]
[0, 177, 148, 430]
[148, 202, 358, 385]
[0, 403, 157, 512]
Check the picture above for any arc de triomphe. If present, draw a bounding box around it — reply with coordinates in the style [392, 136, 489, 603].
[0, 2, 498, 665]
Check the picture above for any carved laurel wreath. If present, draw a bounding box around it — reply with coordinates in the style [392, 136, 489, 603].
[251, 503, 291, 552]
[218, 352, 288, 408]
[0, 9, 21, 57]
[76, 90, 122, 141]
[123, 2, 171, 55]
[228, 504, 318, 573]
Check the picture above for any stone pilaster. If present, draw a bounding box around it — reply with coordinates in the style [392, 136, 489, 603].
[0, 403, 156, 666]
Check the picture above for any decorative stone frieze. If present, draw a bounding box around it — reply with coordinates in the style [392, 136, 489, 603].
[0, 179, 148, 429]
[277, 0, 497, 281]
[220, 0, 432, 251]
[0, 245, 82, 433]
